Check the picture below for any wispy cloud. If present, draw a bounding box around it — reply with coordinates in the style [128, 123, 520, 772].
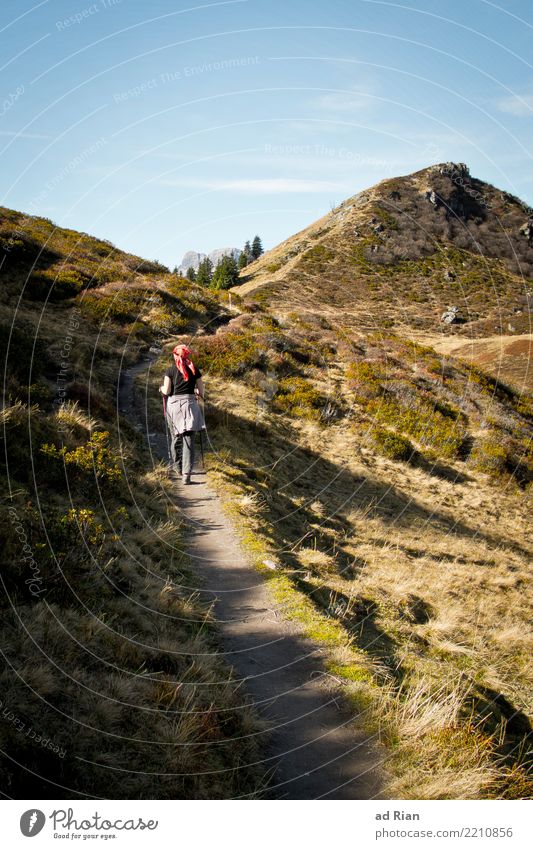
[313, 89, 378, 113]
[497, 89, 533, 117]
[159, 176, 347, 193]
[0, 130, 50, 139]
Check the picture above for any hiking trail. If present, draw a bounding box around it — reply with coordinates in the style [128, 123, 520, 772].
[118, 355, 385, 800]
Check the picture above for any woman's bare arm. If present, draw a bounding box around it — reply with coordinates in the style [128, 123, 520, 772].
[159, 376, 172, 395]
[195, 377, 205, 399]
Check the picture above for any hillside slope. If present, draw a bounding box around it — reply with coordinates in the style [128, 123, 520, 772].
[191, 165, 533, 797]
[193, 309, 532, 799]
[427, 333, 532, 393]
[0, 209, 264, 798]
[236, 163, 533, 363]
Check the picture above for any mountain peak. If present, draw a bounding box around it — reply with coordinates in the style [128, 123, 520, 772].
[235, 163, 533, 342]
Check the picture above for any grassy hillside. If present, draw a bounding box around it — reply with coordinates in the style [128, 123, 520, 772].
[181, 305, 532, 798]
[187, 165, 532, 798]
[0, 208, 264, 798]
[428, 334, 532, 394]
[237, 163, 533, 378]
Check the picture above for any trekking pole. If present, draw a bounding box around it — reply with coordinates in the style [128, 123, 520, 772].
[198, 392, 206, 470]
[162, 392, 172, 466]
[199, 429, 205, 469]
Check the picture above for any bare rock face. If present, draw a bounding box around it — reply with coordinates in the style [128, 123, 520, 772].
[178, 246, 240, 275]
[441, 305, 460, 324]
[178, 250, 205, 273]
[208, 247, 240, 267]
[436, 161, 470, 179]
[519, 218, 533, 244]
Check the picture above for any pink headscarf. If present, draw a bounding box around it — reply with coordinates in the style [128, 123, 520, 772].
[172, 344, 196, 380]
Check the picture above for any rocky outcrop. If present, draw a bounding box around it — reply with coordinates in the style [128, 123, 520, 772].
[435, 162, 470, 179]
[426, 177, 487, 222]
[519, 218, 533, 244]
[441, 305, 461, 324]
[178, 246, 240, 274]
[208, 247, 240, 267]
[178, 250, 205, 273]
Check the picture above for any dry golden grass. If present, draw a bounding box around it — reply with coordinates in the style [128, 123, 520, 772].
[0, 210, 267, 799]
[55, 400, 99, 432]
[425, 333, 533, 392]
[197, 356, 533, 798]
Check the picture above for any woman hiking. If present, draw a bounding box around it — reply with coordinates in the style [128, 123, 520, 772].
[159, 343, 205, 484]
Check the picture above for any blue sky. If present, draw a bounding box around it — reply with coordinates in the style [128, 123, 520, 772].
[1, 0, 532, 267]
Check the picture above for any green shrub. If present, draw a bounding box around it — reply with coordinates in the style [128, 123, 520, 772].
[0, 321, 47, 385]
[80, 289, 148, 323]
[368, 396, 465, 459]
[40, 430, 122, 483]
[122, 320, 152, 341]
[469, 435, 508, 475]
[145, 305, 187, 334]
[373, 206, 399, 230]
[274, 377, 326, 421]
[299, 245, 334, 267]
[1, 403, 60, 484]
[515, 395, 533, 419]
[26, 269, 87, 300]
[346, 360, 386, 400]
[195, 331, 264, 376]
[346, 360, 388, 383]
[371, 427, 414, 461]
[35, 506, 105, 556]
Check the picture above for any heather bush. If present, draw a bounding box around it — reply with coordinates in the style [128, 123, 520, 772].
[469, 434, 509, 475]
[370, 427, 414, 462]
[274, 376, 327, 421]
[40, 430, 122, 484]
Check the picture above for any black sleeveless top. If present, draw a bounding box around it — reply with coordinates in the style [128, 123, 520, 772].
[164, 363, 201, 396]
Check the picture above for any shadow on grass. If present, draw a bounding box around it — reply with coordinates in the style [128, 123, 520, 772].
[205, 406, 532, 693]
[207, 405, 529, 558]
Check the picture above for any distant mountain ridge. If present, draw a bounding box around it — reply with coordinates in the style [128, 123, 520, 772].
[177, 246, 240, 274]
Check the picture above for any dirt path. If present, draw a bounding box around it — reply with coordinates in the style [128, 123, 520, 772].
[118, 357, 385, 800]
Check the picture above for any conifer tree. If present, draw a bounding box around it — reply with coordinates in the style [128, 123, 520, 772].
[196, 257, 213, 286]
[186, 266, 197, 282]
[251, 235, 263, 259]
[211, 254, 238, 290]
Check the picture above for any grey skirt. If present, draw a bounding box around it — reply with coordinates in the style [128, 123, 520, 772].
[166, 393, 205, 435]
